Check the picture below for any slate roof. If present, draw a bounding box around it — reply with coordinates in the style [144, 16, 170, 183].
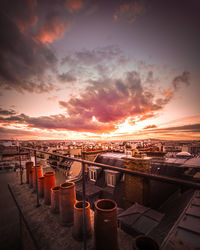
[162, 190, 200, 249]
[118, 203, 164, 236]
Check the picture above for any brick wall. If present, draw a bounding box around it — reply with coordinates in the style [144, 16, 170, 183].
[123, 157, 151, 208]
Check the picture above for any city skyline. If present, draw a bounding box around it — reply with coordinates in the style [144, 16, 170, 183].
[0, 0, 200, 140]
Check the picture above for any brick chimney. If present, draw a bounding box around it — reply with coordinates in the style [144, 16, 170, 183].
[123, 155, 151, 208]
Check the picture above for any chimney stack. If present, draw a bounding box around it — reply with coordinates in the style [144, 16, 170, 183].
[123, 156, 151, 207]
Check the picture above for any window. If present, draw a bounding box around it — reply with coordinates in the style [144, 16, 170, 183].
[88, 166, 101, 182]
[105, 170, 119, 187]
[90, 170, 96, 181]
[106, 174, 115, 187]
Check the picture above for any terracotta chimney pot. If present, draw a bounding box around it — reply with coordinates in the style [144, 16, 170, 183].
[132, 235, 160, 250]
[59, 182, 76, 226]
[38, 176, 45, 198]
[29, 169, 33, 188]
[32, 166, 43, 192]
[25, 161, 33, 184]
[94, 199, 118, 250]
[44, 171, 56, 205]
[73, 201, 92, 241]
[51, 186, 60, 214]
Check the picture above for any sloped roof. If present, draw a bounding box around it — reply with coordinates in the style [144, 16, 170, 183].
[118, 203, 164, 235]
[162, 190, 200, 249]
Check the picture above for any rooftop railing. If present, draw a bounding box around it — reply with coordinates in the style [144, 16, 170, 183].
[17, 146, 200, 250]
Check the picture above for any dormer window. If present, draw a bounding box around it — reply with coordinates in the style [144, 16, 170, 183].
[105, 170, 120, 187]
[89, 169, 96, 181]
[88, 166, 101, 182]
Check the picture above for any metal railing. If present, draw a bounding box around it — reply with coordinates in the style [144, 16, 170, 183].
[17, 146, 200, 250]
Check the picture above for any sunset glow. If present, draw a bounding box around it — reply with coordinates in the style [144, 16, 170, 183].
[0, 0, 200, 141]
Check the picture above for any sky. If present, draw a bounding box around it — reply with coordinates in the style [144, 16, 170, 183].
[0, 0, 200, 140]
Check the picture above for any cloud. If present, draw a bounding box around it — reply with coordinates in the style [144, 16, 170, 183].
[144, 124, 157, 129]
[4, 0, 38, 34]
[59, 70, 181, 125]
[66, 0, 84, 13]
[172, 71, 190, 90]
[0, 0, 76, 93]
[164, 123, 200, 133]
[0, 108, 17, 116]
[34, 17, 68, 43]
[0, 67, 192, 135]
[0, 113, 115, 133]
[61, 45, 122, 66]
[0, 127, 35, 139]
[0, 7, 58, 93]
[114, 1, 145, 24]
[155, 71, 191, 107]
[58, 72, 77, 83]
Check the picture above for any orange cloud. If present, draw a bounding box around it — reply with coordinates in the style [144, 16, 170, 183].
[35, 17, 68, 43]
[15, 15, 38, 34]
[66, 0, 83, 13]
